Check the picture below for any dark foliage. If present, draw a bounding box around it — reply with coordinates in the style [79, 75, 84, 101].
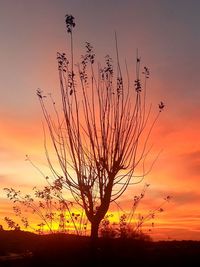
[0, 230, 200, 267]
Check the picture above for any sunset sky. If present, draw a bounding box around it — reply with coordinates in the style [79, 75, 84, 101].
[0, 0, 200, 240]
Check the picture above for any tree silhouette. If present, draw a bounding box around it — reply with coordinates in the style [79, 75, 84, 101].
[36, 14, 164, 243]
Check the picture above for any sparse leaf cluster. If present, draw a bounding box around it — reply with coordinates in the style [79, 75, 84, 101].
[99, 188, 171, 239]
[4, 186, 88, 235]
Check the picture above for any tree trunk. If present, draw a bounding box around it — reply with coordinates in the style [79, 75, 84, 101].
[91, 220, 100, 243]
[90, 220, 100, 262]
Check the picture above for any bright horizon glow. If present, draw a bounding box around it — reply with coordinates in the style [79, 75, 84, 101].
[0, 0, 200, 241]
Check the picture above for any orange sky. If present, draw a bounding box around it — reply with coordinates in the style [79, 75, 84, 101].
[0, 0, 200, 240]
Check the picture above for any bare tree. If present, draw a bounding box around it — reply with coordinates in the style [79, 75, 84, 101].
[36, 15, 164, 242]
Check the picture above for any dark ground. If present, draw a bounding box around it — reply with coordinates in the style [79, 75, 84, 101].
[0, 230, 200, 267]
